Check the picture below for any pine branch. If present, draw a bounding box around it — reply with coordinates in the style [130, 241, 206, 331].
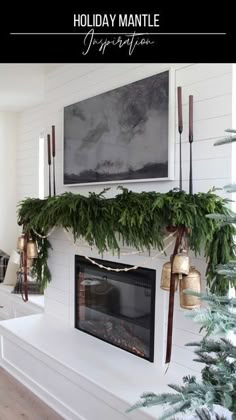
[184, 291, 236, 336]
[206, 213, 236, 223]
[225, 128, 236, 134]
[217, 264, 236, 278]
[187, 338, 236, 353]
[168, 384, 185, 393]
[195, 407, 213, 420]
[183, 290, 236, 306]
[127, 392, 183, 412]
[128, 359, 236, 418]
[183, 375, 197, 384]
[195, 407, 229, 420]
[214, 136, 236, 146]
[157, 401, 191, 420]
[224, 183, 236, 193]
[140, 392, 157, 398]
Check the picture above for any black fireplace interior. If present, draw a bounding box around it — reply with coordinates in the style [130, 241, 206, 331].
[75, 255, 156, 362]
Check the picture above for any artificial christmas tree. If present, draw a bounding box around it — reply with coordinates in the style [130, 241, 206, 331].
[128, 129, 236, 419]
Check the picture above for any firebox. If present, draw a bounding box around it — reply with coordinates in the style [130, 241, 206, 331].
[75, 256, 156, 362]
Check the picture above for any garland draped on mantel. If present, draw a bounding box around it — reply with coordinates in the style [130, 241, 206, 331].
[17, 187, 236, 294]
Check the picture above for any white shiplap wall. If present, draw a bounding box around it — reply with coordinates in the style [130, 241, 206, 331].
[17, 63, 233, 200]
[0, 112, 18, 253]
[16, 63, 233, 374]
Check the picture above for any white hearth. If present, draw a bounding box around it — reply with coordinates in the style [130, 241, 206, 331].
[0, 228, 204, 420]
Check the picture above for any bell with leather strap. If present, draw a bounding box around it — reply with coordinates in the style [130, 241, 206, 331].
[19, 256, 33, 271]
[26, 258, 34, 268]
[17, 234, 25, 252]
[27, 239, 38, 259]
[160, 260, 178, 291]
[179, 266, 201, 309]
[172, 248, 190, 279]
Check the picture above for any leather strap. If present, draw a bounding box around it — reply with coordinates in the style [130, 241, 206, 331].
[165, 226, 185, 364]
[21, 231, 28, 302]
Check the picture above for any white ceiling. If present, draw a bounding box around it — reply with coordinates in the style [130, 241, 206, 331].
[0, 64, 61, 112]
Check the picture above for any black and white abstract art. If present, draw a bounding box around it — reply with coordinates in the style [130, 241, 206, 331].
[64, 70, 171, 185]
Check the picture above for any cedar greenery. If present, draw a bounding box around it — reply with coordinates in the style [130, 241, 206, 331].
[17, 187, 236, 293]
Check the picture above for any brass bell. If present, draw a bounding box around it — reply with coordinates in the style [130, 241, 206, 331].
[172, 248, 190, 279]
[19, 257, 33, 271]
[17, 234, 25, 252]
[27, 239, 38, 259]
[179, 266, 201, 309]
[26, 258, 34, 268]
[160, 261, 178, 291]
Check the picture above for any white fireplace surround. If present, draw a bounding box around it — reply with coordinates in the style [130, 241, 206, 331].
[0, 228, 204, 419]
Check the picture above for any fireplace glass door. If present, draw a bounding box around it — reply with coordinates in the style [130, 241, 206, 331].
[75, 256, 156, 362]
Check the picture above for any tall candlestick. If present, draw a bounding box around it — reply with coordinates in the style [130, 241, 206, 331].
[47, 134, 51, 197]
[52, 125, 56, 157]
[189, 95, 193, 140]
[177, 87, 183, 190]
[52, 126, 56, 196]
[189, 95, 193, 195]
[47, 134, 51, 165]
[177, 87, 183, 133]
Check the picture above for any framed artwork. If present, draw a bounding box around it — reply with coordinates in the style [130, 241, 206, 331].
[63, 69, 174, 185]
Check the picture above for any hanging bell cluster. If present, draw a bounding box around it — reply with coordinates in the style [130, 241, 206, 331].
[16, 234, 38, 271]
[172, 248, 190, 279]
[17, 234, 25, 252]
[27, 239, 38, 259]
[179, 266, 201, 309]
[160, 258, 178, 292]
[160, 235, 201, 309]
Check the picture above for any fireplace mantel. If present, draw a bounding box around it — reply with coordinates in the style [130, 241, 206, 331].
[18, 189, 235, 295]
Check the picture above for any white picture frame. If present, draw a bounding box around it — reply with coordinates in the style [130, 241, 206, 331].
[63, 68, 175, 186]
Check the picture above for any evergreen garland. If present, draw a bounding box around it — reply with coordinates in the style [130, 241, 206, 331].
[17, 187, 236, 293]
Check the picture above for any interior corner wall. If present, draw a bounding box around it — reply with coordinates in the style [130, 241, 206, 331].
[0, 112, 18, 255]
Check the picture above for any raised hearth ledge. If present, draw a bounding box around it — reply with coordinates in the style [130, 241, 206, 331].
[0, 313, 199, 420]
[0, 284, 44, 320]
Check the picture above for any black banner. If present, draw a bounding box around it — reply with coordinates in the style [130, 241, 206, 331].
[0, 3, 234, 62]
